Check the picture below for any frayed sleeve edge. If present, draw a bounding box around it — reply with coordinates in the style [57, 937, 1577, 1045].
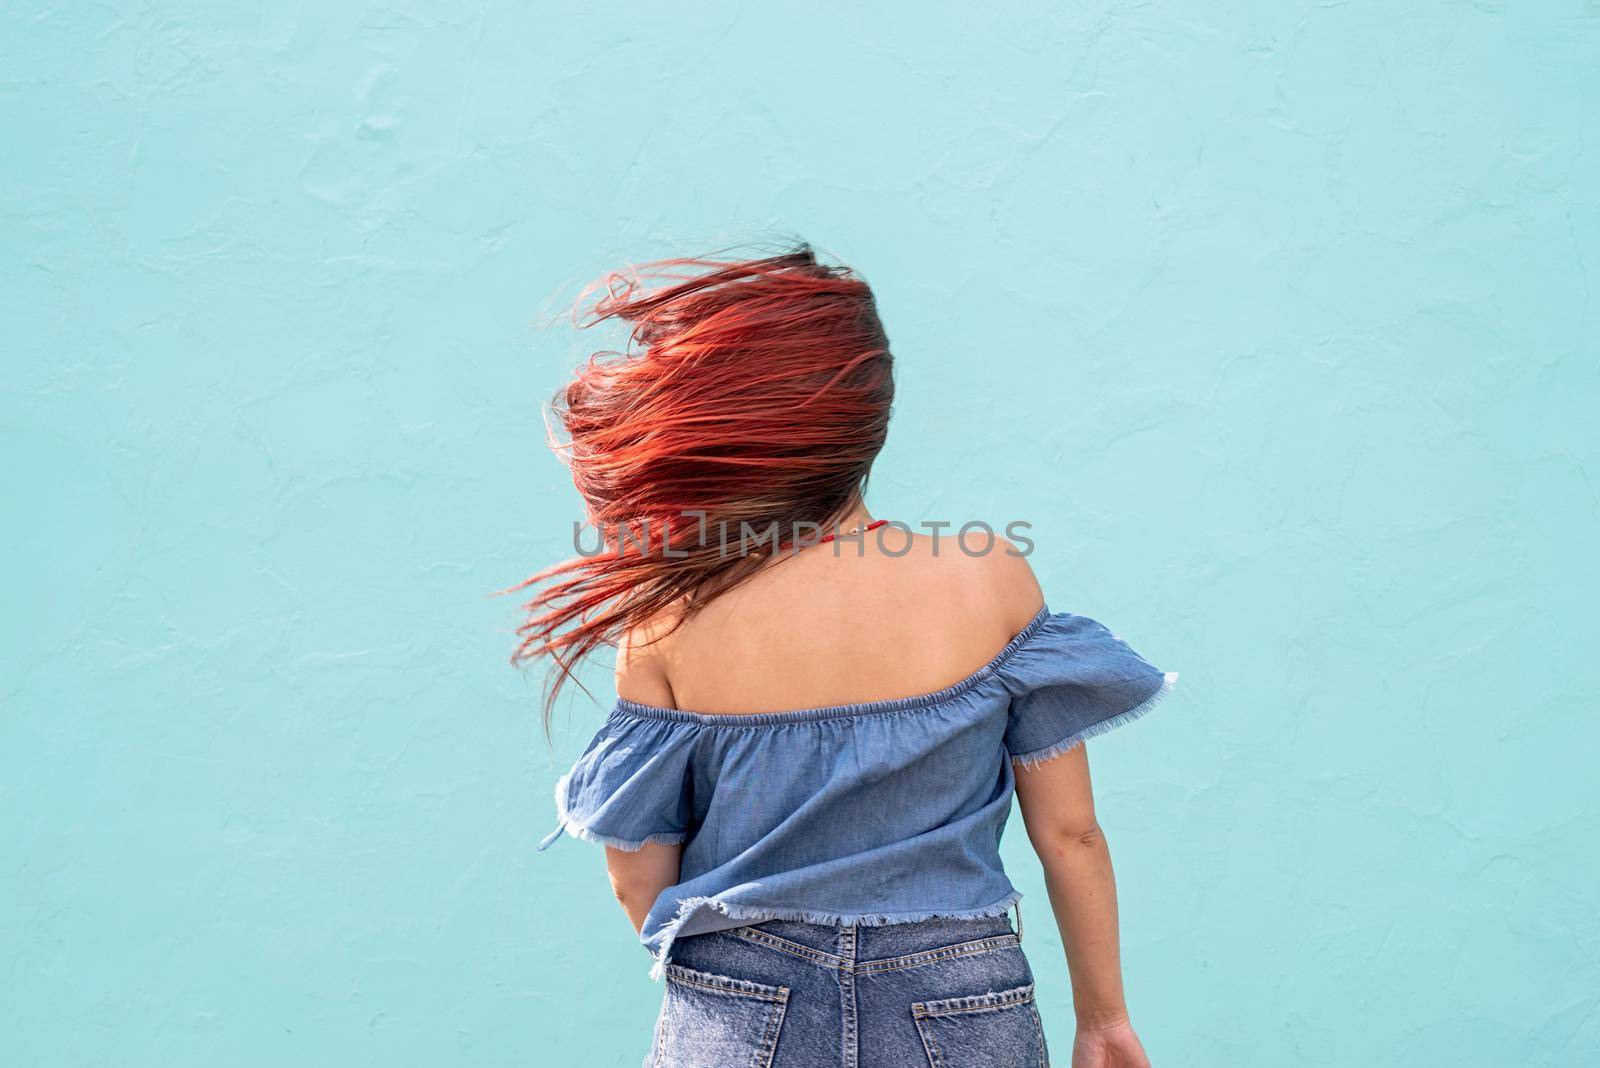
[1009, 670, 1178, 770]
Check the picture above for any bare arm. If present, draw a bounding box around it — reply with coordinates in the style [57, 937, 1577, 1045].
[1015, 744, 1151, 1068]
[604, 842, 682, 934]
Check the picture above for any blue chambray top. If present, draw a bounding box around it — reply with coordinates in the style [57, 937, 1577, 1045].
[536, 605, 1178, 979]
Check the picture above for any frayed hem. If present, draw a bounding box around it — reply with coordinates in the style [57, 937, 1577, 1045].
[540, 770, 688, 853]
[559, 822, 689, 851]
[1010, 670, 1178, 770]
[645, 889, 1025, 981]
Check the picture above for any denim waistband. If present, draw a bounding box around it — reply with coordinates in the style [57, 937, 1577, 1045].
[714, 907, 1023, 973]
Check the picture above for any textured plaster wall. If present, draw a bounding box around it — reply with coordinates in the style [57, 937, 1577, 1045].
[3, 3, 1597, 1066]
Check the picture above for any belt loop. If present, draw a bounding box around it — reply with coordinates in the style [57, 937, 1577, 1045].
[1014, 899, 1023, 942]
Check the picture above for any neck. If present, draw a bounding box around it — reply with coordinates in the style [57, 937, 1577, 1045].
[829, 505, 875, 534]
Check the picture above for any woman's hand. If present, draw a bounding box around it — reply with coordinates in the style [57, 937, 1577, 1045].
[1072, 1017, 1151, 1067]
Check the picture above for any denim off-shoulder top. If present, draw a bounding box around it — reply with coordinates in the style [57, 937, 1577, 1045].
[536, 606, 1178, 980]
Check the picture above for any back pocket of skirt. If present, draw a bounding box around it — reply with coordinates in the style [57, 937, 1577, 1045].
[652, 963, 790, 1068]
[911, 982, 1047, 1068]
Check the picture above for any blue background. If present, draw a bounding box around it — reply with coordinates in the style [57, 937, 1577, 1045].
[4, 3, 1597, 1065]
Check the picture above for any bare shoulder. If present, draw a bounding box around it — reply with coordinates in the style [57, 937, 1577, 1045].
[614, 608, 681, 708]
[966, 531, 1046, 634]
[889, 528, 1045, 638]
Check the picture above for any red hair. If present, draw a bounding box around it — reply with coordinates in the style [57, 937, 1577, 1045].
[506, 244, 895, 736]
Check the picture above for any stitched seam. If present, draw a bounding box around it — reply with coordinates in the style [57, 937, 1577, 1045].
[663, 965, 788, 1003]
[859, 933, 1019, 974]
[913, 1014, 945, 1068]
[756, 995, 789, 1068]
[918, 991, 1035, 1017]
[840, 926, 858, 1068]
[667, 972, 786, 1002]
[858, 934, 1021, 975]
[731, 926, 845, 969]
[913, 982, 1036, 1017]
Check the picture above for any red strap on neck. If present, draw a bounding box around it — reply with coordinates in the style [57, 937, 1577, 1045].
[817, 519, 888, 544]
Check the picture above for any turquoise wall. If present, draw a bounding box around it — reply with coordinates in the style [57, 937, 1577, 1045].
[4, 3, 1596, 1065]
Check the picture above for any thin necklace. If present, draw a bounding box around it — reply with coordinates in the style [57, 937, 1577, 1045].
[817, 518, 888, 544]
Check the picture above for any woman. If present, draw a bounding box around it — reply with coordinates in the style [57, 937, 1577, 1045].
[514, 245, 1176, 1067]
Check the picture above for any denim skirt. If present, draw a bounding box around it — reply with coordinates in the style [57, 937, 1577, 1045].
[644, 907, 1048, 1067]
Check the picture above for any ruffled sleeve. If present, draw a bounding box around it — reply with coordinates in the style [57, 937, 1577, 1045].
[997, 610, 1178, 769]
[536, 707, 699, 852]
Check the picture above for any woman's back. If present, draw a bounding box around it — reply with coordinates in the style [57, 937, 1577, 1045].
[536, 516, 1177, 989]
[521, 245, 1171, 1066]
[618, 530, 1045, 716]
